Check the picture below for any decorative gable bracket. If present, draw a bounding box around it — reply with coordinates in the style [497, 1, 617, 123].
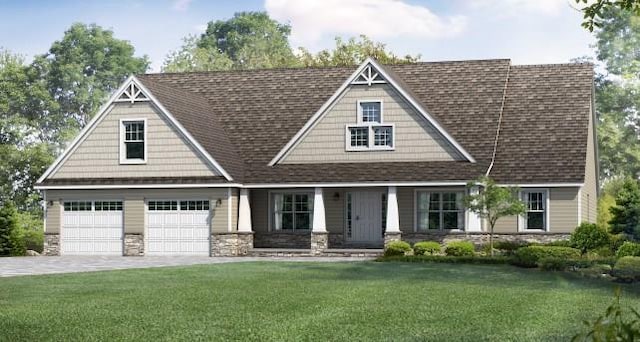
[351, 64, 386, 86]
[115, 82, 149, 103]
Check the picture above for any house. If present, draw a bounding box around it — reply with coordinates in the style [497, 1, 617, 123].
[35, 58, 598, 256]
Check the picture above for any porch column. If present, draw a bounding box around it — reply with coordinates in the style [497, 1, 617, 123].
[311, 187, 329, 255]
[384, 186, 402, 248]
[467, 186, 483, 232]
[238, 188, 252, 232]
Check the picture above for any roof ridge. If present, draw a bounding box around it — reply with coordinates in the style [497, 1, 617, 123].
[486, 62, 512, 177]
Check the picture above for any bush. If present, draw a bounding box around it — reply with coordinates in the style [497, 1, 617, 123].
[616, 241, 640, 258]
[413, 241, 441, 256]
[570, 223, 611, 254]
[0, 202, 18, 256]
[384, 241, 412, 257]
[511, 246, 581, 268]
[573, 290, 640, 341]
[612, 256, 640, 282]
[445, 241, 475, 257]
[588, 245, 615, 258]
[610, 233, 627, 252]
[378, 255, 511, 265]
[541, 239, 573, 248]
[15, 211, 44, 253]
[493, 240, 528, 251]
[538, 257, 596, 271]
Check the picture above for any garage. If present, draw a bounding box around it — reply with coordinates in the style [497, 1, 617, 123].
[61, 201, 124, 255]
[146, 200, 211, 255]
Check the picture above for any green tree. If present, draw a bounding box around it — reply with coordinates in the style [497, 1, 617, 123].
[464, 176, 527, 256]
[297, 35, 420, 67]
[609, 177, 640, 239]
[33, 23, 150, 129]
[0, 201, 18, 256]
[162, 35, 234, 73]
[576, 0, 640, 31]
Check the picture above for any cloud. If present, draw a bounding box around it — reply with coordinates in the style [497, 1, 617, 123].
[265, 0, 467, 49]
[172, 0, 192, 11]
[468, 0, 570, 16]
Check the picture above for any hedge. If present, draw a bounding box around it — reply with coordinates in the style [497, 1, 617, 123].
[511, 246, 581, 268]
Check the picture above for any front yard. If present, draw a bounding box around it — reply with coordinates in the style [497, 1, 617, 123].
[1, 261, 639, 341]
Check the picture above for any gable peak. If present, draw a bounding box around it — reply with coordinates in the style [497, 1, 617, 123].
[352, 63, 386, 86]
[115, 80, 149, 104]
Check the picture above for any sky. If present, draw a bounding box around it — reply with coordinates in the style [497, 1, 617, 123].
[0, 0, 595, 72]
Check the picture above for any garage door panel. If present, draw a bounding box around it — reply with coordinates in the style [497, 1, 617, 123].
[147, 200, 210, 255]
[61, 201, 123, 255]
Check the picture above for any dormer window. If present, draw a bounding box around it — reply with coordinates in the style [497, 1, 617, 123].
[120, 119, 147, 164]
[346, 100, 394, 151]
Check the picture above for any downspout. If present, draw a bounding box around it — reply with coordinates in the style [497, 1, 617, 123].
[485, 63, 511, 177]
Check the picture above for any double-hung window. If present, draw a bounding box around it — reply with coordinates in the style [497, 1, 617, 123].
[521, 190, 548, 231]
[416, 191, 465, 231]
[120, 119, 146, 164]
[271, 192, 314, 231]
[346, 101, 394, 150]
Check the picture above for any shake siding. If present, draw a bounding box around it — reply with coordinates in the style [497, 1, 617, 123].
[398, 187, 415, 233]
[230, 189, 239, 232]
[50, 103, 218, 179]
[45, 188, 229, 234]
[324, 188, 345, 233]
[581, 103, 598, 223]
[282, 84, 463, 164]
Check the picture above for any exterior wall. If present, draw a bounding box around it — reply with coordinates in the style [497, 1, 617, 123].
[230, 189, 239, 231]
[493, 187, 580, 233]
[45, 188, 230, 235]
[281, 84, 463, 164]
[581, 102, 598, 224]
[50, 102, 217, 179]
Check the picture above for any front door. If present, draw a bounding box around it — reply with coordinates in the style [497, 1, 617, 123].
[346, 191, 385, 243]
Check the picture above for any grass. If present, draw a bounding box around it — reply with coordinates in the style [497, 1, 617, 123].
[1, 262, 639, 341]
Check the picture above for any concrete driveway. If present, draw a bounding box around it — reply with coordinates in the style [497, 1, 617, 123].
[0, 256, 373, 277]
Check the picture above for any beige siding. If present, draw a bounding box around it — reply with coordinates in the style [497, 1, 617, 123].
[324, 188, 345, 233]
[398, 187, 415, 233]
[51, 103, 218, 179]
[45, 188, 230, 234]
[282, 84, 463, 164]
[493, 187, 580, 233]
[581, 103, 598, 223]
[230, 189, 239, 232]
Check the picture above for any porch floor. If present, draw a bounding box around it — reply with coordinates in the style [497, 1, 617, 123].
[249, 248, 383, 257]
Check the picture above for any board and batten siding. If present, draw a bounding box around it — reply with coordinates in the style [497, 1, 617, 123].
[493, 187, 580, 233]
[50, 102, 218, 179]
[281, 84, 463, 164]
[44, 188, 233, 235]
[581, 102, 598, 224]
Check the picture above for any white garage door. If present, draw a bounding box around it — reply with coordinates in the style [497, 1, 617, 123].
[62, 201, 123, 255]
[146, 200, 211, 255]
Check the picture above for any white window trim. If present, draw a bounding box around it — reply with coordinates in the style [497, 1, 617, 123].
[345, 123, 396, 151]
[119, 118, 148, 165]
[518, 188, 550, 232]
[267, 190, 314, 232]
[413, 188, 466, 232]
[357, 99, 384, 124]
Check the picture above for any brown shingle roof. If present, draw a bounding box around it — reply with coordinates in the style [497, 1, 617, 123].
[135, 59, 593, 185]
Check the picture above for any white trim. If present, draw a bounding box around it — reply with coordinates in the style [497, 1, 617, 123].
[357, 99, 384, 124]
[35, 183, 242, 190]
[249, 182, 469, 189]
[43, 190, 47, 232]
[345, 123, 395, 151]
[386, 186, 400, 233]
[268, 57, 476, 165]
[119, 118, 148, 164]
[227, 188, 232, 232]
[37, 76, 233, 183]
[312, 187, 327, 232]
[498, 183, 583, 188]
[413, 188, 467, 233]
[518, 188, 550, 232]
[577, 187, 582, 225]
[267, 189, 314, 232]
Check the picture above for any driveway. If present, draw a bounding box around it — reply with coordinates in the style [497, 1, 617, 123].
[0, 256, 373, 277]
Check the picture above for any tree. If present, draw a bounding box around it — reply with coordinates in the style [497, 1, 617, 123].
[464, 176, 526, 256]
[33, 23, 150, 129]
[297, 36, 420, 67]
[576, 0, 640, 31]
[162, 35, 233, 73]
[0, 201, 18, 256]
[609, 177, 640, 239]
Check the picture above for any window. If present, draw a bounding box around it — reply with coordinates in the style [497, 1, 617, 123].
[271, 192, 313, 231]
[522, 190, 547, 230]
[180, 200, 210, 211]
[120, 119, 146, 163]
[64, 201, 92, 211]
[95, 201, 123, 211]
[148, 201, 177, 211]
[346, 100, 394, 150]
[416, 191, 464, 230]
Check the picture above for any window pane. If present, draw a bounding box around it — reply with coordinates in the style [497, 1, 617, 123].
[126, 142, 144, 159]
[295, 213, 310, 229]
[373, 126, 392, 147]
[417, 212, 429, 231]
[443, 212, 459, 229]
[282, 194, 293, 211]
[281, 213, 294, 230]
[527, 212, 544, 229]
[360, 102, 381, 123]
[429, 193, 440, 208]
[442, 193, 458, 210]
[350, 127, 369, 147]
[428, 212, 440, 230]
[295, 194, 309, 211]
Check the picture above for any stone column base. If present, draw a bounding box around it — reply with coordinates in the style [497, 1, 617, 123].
[384, 231, 402, 249]
[44, 233, 60, 256]
[124, 233, 144, 256]
[310, 232, 329, 255]
[211, 232, 254, 256]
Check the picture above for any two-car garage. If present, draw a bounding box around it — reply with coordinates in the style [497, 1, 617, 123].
[59, 199, 213, 256]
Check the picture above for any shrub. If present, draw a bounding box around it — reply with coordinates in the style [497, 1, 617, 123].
[573, 290, 640, 341]
[378, 255, 511, 265]
[15, 211, 44, 253]
[570, 223, 611, 254]
[413, 241, 441, 256]
[616, 241, 640, 258]
[538, 257, 568, 271]
[384, 241, 412, 257]
[445, 241, 475, 257]
[542, 239, 573, 248]
[511, 246, 581, 268]
[588, 245, 615, 258]
[612, 256, 640, 282]
[0, 202, 18, 256]
[610, 233, 627, 252]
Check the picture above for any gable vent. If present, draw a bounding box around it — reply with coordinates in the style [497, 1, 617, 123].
[115, 82, 149, 103]
[352, 64, 386, 86]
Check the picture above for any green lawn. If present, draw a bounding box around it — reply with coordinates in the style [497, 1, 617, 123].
[1, 262, 639, 341]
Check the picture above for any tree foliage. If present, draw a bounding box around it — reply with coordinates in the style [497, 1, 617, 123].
[0, 201, 18, 256]
[464, 176, 526, 256]
[576, 0, 640, 31]
[609, 178, 640, 239]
